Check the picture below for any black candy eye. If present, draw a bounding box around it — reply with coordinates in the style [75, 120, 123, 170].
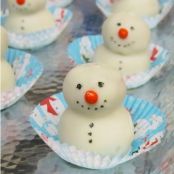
[76, 84, 82, 90]
[130, 26, 135, 30]
[117, 22, 121, 26]
[98, 82, 104, 88]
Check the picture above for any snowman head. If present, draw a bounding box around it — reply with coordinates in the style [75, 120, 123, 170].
[102, 12, 151, 55]
[0, 27, 8, 59]
[63, 63, 126, 115]
[7, 0, 46, 13]
[112, 0, 160, 17]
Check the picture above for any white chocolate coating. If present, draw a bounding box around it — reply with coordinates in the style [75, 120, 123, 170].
[112, 0, 160, 17]
[5, 0, 55, 34]
[59, 64, 134, 156]
[94, 45, 151, 76]
[0, 27, 15, 92]
[94, 13, 151, 76]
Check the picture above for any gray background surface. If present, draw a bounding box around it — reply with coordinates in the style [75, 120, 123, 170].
[1, 0, 174, 174]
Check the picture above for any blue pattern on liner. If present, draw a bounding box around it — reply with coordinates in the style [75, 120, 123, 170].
[29, 92, 166, 169]
[1, 48, 43, 110]
[6, 49, 43, 87]
[55, 93, 68, 108]
[68, 35, 102, 64]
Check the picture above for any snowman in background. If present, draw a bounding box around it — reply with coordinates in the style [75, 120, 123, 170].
[112, 0, 160, 17]
[93, 12, 151, 77]
[0, 26, 15, 92]
[5, 0, 55, 34]
[58, 63, 134, 156]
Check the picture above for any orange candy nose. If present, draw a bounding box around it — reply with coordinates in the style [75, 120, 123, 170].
[85, 90, 98, 104]
[118, 28, 129, 39]
[16, 0, 25, 5]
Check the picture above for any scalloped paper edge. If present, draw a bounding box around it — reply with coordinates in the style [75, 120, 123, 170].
[0, 48, 43, 110]
[29, 93, 166, 169]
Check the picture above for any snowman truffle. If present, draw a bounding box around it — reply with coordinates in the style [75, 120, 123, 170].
[93, 12, 151, 77]
[58, 63, 134, 156]
[0, 26, 15, 92]
[5, 0, 55, 34]
[112, 0, 160, 17]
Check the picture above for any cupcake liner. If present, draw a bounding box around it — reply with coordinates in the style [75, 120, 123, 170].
[1, 6, 72, 50]
[0, 48, 43, 110]
[68, 35, 169, 89]
[47, 0, 73, 7]
[29, 92, 166, 169]
[96, 0, 173, 29]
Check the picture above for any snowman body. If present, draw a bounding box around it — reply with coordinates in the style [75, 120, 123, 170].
[59, 107, 133, 156]
[112, 0, 160, 17]
[5, 0, 55, 34]
[95, 45, 151, 76]
[0, 27, 15, 92]
[93, 13, 151, 77]
[59, 64, 134, 156]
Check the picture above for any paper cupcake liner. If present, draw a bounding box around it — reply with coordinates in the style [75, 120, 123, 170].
[96, 0, 173, 29]
[1, 6, 72, 50]
[0, 48, 43, 110]
[47, 0, 73, 8]
[68, 35, 169, 89]
[29, 92, 166, 169]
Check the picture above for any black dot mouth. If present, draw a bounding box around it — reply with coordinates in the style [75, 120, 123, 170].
[75, 100, 107, 111]
[12, 3, 32, 11]
[110, 36, 135, 48]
